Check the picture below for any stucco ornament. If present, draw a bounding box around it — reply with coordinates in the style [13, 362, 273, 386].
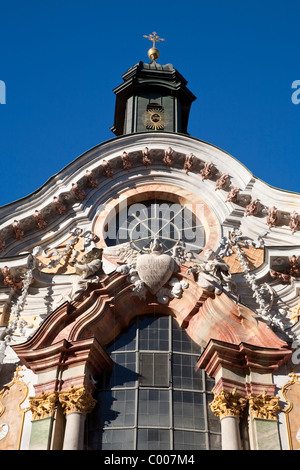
[188, 249, 238, 302]
[136, 239, 176, 294]
[104, 239, 202, 302]
[64, 247, 103, 301]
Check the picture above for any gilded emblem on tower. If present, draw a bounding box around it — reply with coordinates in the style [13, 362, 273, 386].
[142, 104, 169, 130]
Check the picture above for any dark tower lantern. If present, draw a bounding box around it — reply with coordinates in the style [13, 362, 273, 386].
[111, 33, 196, 136]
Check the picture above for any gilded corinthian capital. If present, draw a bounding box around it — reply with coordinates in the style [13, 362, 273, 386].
[58, 386, 97, 415]
[29, 391, 58, 421]
[248, 391, 280, 420]
[209, 388, 247, 419]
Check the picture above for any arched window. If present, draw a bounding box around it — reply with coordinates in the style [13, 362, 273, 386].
[85, 315, 221, 450]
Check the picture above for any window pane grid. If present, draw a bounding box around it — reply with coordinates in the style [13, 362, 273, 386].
[86, 315, 221, 450]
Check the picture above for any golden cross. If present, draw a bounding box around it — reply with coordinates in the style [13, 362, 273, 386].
[143, 31, 165, 48]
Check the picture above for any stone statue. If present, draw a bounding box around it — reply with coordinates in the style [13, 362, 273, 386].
[34, 210, 47, 230]
[289, 211, 300, 234]
[245, 198, 259, 217]
[13, 220, 24, 240]
[52, 196, 67, 215]
[86, 170, 98, 188]
[65, 248, 103, 301]
[72, 183, 86, 201]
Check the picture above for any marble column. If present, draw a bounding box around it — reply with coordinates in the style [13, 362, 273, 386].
[209, 388, 247, 450]
[59, 386, 97, 450]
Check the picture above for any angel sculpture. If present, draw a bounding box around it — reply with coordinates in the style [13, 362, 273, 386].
[187, 249, 238, 302]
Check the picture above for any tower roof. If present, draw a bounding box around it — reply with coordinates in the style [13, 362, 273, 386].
[110, 60, 196, 136]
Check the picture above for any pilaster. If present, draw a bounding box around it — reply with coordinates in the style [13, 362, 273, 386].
[248, 391, 281, 450]
[28, 391, 58, 450]
[198, 338, 291, 450]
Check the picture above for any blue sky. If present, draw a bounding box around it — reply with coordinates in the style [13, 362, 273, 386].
[0, 0, 299, 206]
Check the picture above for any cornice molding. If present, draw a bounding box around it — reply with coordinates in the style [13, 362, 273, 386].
[1, 133, 299, 258]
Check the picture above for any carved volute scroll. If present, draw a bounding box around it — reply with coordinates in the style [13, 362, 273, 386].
[0, 367, 28, 450]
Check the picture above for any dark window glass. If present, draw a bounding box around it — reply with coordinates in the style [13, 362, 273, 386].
[209, 432, 222, 450]
[101, 429, 135, 450]
[172, 321, 200, 354]
[137, 428, 170, 450]
[86, 315, 221, 450]
[108, 352, 137, 388]
[207, 393, 221, 433]
[139, 352, 169, 387]
[173, 430, 207, 450]
[138, 316, 169, 351]
[107, 323, 137, 352]
[172, 354, 202, 390]
[138, 389, 170, 427]
[173, 391, 205, 430]
[102, 389, 135, 428]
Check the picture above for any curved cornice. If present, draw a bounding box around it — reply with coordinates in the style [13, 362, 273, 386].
[0, 132, 300, 257]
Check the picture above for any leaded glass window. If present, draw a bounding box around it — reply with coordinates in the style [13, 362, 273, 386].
[85, 315, 221, 450]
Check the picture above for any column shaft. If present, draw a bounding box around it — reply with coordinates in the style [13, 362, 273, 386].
[220, 415, 241, 450]
[63, 412, 86, 450]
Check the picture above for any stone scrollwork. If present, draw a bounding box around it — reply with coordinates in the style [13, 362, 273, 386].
[58, 386, 97, 416]
[248, 391, 280, 420]
[209, 388, 247, 419]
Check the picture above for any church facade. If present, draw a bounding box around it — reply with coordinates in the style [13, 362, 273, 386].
[0, 37, 300, 451]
